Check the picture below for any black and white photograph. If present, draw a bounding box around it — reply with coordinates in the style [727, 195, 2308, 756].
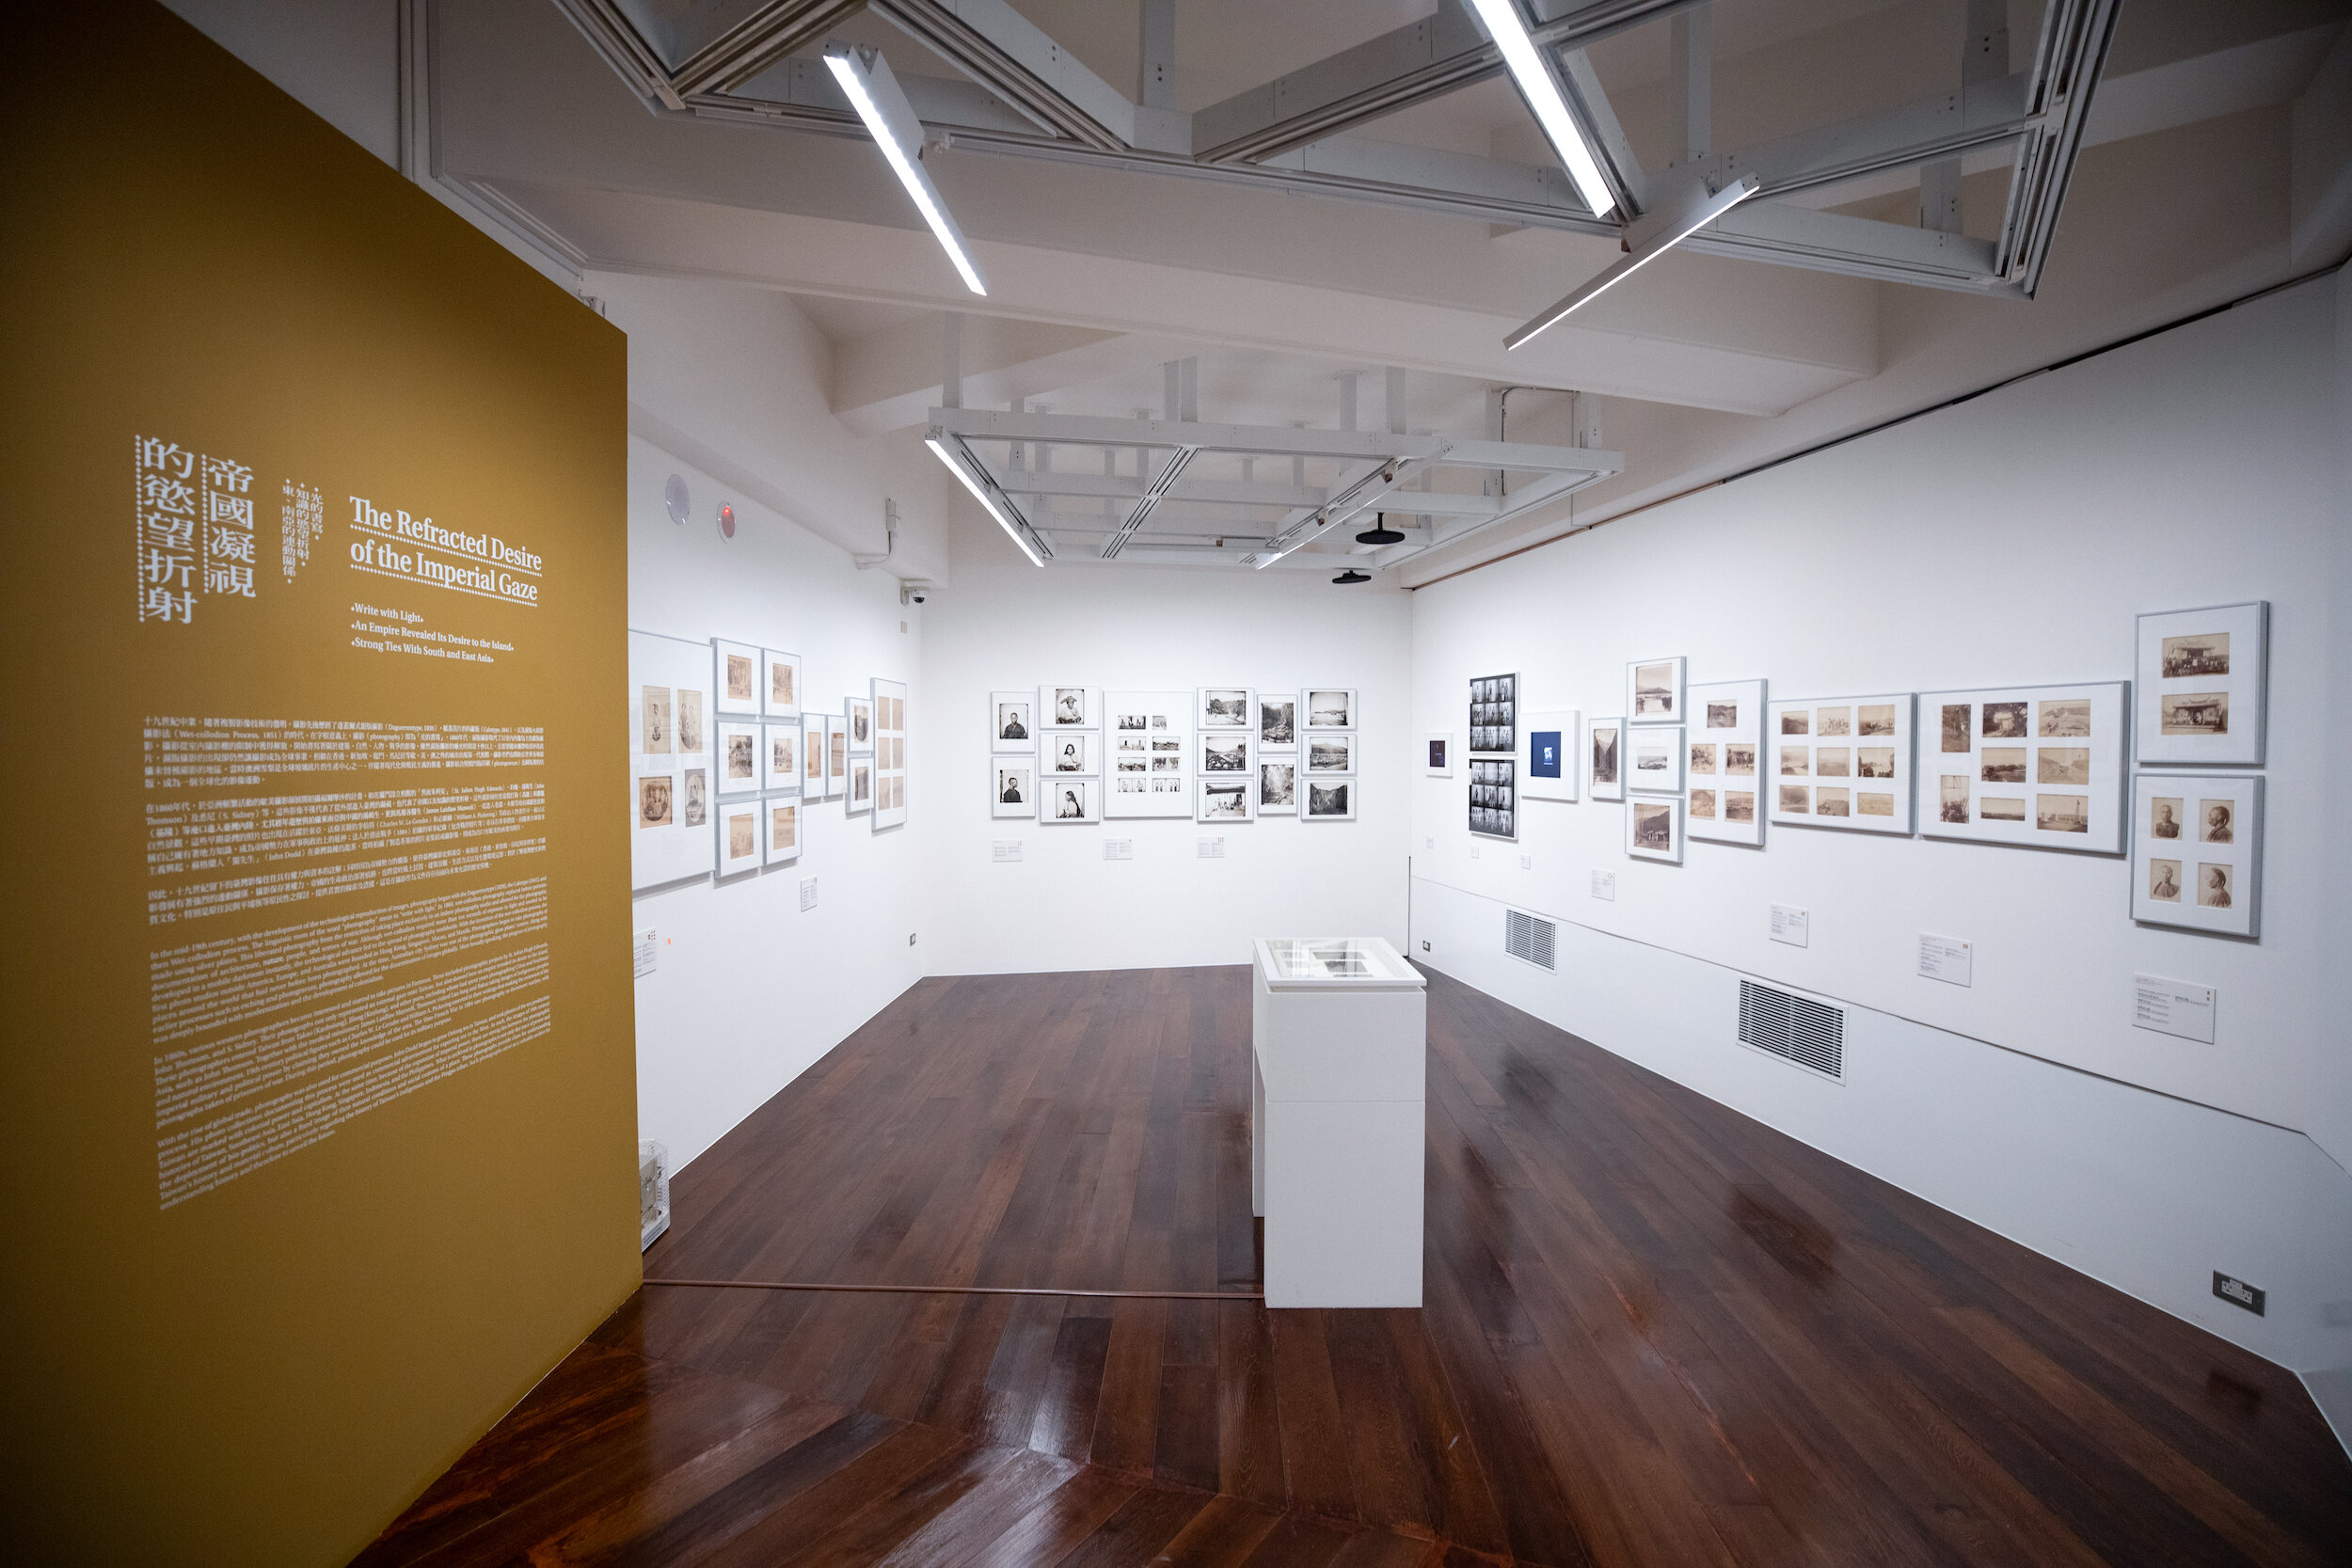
[676, 689, 704, 754]
[1626, 796, 1683, 863]
[1041, 685, 1100, 731]
[682, 768, 707, 828]
[2151, 795, 2184, 838]
[1941, 703, 1971, 752]
[2137, 602, 2266, 765]
[993, 764, 1033, 818]
[1628, 656, 1684, 724]
[1815, 787, 1851, 817]
[1259, 759, 1295, 810]
[1469, 672, 1518, 755]
[1816, 705, 1851, 737]
[2199, 863, 2233, 908]
[1940, 775, 1969, 823]
[723, 805, 758, 869]
[1629, 725, 1684, 795]
[1198, 687, 1252, 729]
[1258, 694, 1295, 748]
[1981, 701, 2028, 738]
[1304, 688, 1356, 729]
[1104, 691, 1191, 817]
[1981, 747, 2026, 784]
[1198, 778, 1250, 823]
[2038, 747, 2090, 785]
[1306, 735, 1353, 774]
[2038, 698, 2090, 737]
[1469, 757, 1517, 840]
[1050, 734, 1093, 775]
[2201, 800, 2235, 844]
[2149, 859, 2182, 902]
[1048, 778, 1101, 824]
[1588, 718, 1624, 801]
[991, 691, 1033, 750]
[1302, 778, 1354, 821]
[1817, 747, 1849, 778]
[1200, 735, 1249, 774]
[2132, 772, 2260, 936]
[1981, 796, 2026, 821]
[2036, 794, 2087, 833]
[1856, 746, 1897, 780]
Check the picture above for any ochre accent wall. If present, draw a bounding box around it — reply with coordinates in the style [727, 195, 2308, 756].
[0, 5, 637, 1560]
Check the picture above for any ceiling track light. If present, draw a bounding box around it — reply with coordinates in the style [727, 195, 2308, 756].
[1464, 0, 1616, 219]
[1332, 569, 1372, 585]
[1506, 172, 1761, 350]
[926, 432, 1049, 566]
[824, 43, 988, 295]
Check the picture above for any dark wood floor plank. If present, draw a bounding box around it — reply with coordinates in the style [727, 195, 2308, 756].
[870, 1447, 1082, 1568]
[958, 1465, 1141, 1568]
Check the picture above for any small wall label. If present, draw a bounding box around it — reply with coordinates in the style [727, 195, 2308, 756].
[1917, 933, 1972, 987]
[1590, 870, 1615, 901]
[2135, 974, 2215, 1044]
[1770, 905, 1808, 948]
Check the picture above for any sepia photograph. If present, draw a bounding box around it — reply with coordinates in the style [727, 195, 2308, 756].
[1306, 689, 1354, 728]
[1304, 780, 1353, 820]
[1707, 701, 1739, 729]
[852, 762, 871, 806]
[726, 809, 756, 863]
[725, 728, 756, 782]
[1200, 688, 1250, 728]
[1690, 787, 1717, 820]
[803, 717, 824, 784]
[1202, 736, 1248, 773]
[770, 800, 797, 853]
[771, 658, 796, 709]
[769, 729, 797, 786]
[1817, 747, 1850, 778]
[2038, 747, 2090, 784]
[1780, 746, 1809, 776]
[641, 686, 672, 754]
[677, 689, 703, 753]
[849, 699, 872, 750]
[2201, 800, 2234, 843]
[1981, 701, 2028, 738]
[1856, 746, 1896, 780]
[1260, 760, 1295, 809]
[2150, 796, 2184, 838]
[1981, 796, 2026, 821]
[1307, 736, 1354, 773]
[1053, 735, 1091, 774]
[725, 652, 755, 705]
[1634, 739, 1675, 776]
[2038, 698, 2090, 737]
[638, 773, 673, 828]
[1591, 726, 1618, 782]
[1200, 780, 1248, 820]
[1940, 775, 1969, 823]
[2149, 859, 2182, 902]
[1815, 706, 1851, 736]
[1631, 800, 1675, 849]
[1690, 742, 1718, 775]
[1632, 661, 1677, 719]
[1980, 746, 2026, 784]
[1725, 792, 1755, 823]
[1778, 784, 1810, 814]
[1781, 711, 1809, 736]
[2160, 692, 2229, 736]
[994, 696, 1031, 744]
[2199, 863, 2233, 908]
[829, 726, 847, 784]
[1724, 743, 1756, 775]
[1259, 695, 1295, 746]
[1941, 704, 1971, 752]
[1858, 793, 1893, 817]
[2036, 794, 2089, 833]
[683, 768, 707, 827]
[1857, 704, 1897, 736]
[1815, 788, 1851, 817]
[1117, 709, 1148, 731]
[2162, 632, 2229, 677]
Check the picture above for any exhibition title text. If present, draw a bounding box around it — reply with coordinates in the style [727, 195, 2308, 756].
[349, 496, 542, 605]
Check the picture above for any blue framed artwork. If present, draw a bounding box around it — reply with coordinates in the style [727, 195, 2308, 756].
[1523, 707, 1580, 801]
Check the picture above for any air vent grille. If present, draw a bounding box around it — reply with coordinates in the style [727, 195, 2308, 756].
[1739, 981, 1844, 1079]
[1503, 909, 1557, 971]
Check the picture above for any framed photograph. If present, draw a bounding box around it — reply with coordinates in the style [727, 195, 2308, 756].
[800, 713, 825, 792]
[1303, 688, 1357, 730]
[678, 768, 707, 832]
[1303, 733, 1354, 774]
[1105, 689, 1189, 818]
[1588, 717, 1625, 802]
[714, 720, 761, 798]
[1199, 731, 1252, 780]
[824, 715, 848, 800]
[1627, 656, 1686, 725]
[1469, 673, 1518, 755]
[993, 761, 1034, 817]
[1629, 725, 1686, 795]
[1423, 731, 1454, 778]
[632, 630, 716, 891]
[712, 637, 760, 716]
[2136, 601, 2265, 766]
[1521, 709, 1579, 803]
[1768, 694, 1915, 835]
[871, 676, 908, 832]
[1197, 774, 1252, 824]
[1686, 679, 1765, 847]
[760, 647, 803, 720]
[761, 722, 799, 793]
[1046, 731, 1096, 776]
[636, 772, 675, 832]
[991, 689, 1035, 752]
[639, 684, 674, 756]
[1041, 684, 1101, 732]
[1469, 757, 1516, 840]
[1198, 686, 1254, 730]
[1301, 777, 1355, 821]
[763, 797, 801, 864]
[1259, 758, 1296, 812]
[1257, 692, 1296, 751]
[2132, 772, 2260, 937]
[1043, 776, 1102, 824]
[1626, 796, 1684, 863]
[1918, 682, 2124, 852]
[846, 695, 874, 753]
[717, 799, 762, 877]
[847, 756, 873, 816]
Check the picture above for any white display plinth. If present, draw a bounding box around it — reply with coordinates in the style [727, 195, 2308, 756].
[1250, 936, 1429, 1308]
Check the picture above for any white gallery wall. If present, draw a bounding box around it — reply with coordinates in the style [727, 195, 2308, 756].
[1408, 271, 2352, 1374]
[918, 505, 1413, 975]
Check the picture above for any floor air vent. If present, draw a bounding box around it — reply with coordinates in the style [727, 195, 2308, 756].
[1503, 909, 1557, 971]
[1739, 981, 1844, 1079]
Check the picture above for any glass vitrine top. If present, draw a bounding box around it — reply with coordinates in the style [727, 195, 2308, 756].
[1261, 937, 1416, 984]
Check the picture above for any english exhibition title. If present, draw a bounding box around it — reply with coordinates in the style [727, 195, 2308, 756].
[348, 495, 542, 604]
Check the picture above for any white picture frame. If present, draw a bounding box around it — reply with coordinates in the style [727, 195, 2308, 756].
[1627, 656, 1687, 725]
[1197, 773, 1253, 824]
[2135, 601, 2266, 766]
[2132, 772, 2260, 937]
[1685, 679, 1765, 847]
[1917, 682, 2125, 852]
[846, 755, 873, 816]
[991, 689, 1035, 752]
[631, 629, 716, 891]
[1469, 757, 1516, 840]
[1044, 776, 1102, 824]
[760, 647, 803, 720]
[1301, 776, 1355, 821]
[823, 715, 847, 800]
[763, 797, 801, 864]
[1628, 725, 1686, 795]
[712, 637, 760, 717]
[761, 722, 800, 794]
[1045, 731, 1096, 777]
[1423, 731, 1454, 777]
[800, 712, 825, 793]
[1302, 687, 1358, 730]
[993, 761, 1035, 818]
[1199, 731, 1253, 782]
[1302, 733, 1354, 774]
[1520, 709, 1579, 803]
[1588, 717, 1625, 802]
[1041, 684, 1101, 732]
[846, 694, 874, 754]
[1198, 686, 1254, 731]
[1768, 694, 1916, 835]
[1258, 758, 1296, 813]
[1626, 796, 1684, 863]
[1257, 692, 1296, 751]
[1469, 673, 1518, 755]
[870, 676, 907, 832]
[1105, 689, 1189, 818]
[714, 719, 761, 798]
[716, 798, 762, 877]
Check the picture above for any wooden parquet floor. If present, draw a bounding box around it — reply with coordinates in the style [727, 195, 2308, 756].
[360, 966, 2352, 1566]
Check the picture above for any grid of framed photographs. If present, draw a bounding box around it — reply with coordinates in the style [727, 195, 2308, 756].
[1918, 682, 2123, 852]
[1521, 709, 1579, 802]
[871, 678, 907, 830]
[1768, 694, 1915, 834]
[1469, 673, 1517, 754]
[1685, 679, 1764, 846]
[1106, 689, 1189, 818]
[2131, 772, 2259, 937]
[630, 629, 716, 891]
[2135, 601, 2265, 766]
[1198, 728, 1254, 823]
[1470, 758, 1516, 839]
[1627, 657, 1686, 725]
[1297, 685, 1356, 821]
[1588, 717, 1625, 802]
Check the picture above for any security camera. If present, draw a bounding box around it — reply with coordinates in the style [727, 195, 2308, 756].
[910, 590, 928, 604]
[899, 580, 937, 606]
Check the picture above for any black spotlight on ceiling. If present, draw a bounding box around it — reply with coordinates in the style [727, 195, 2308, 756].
[1332, 568, 1372, 585]
[1354, 514, 1406, 546]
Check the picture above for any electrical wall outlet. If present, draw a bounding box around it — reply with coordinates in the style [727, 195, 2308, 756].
[1421, 940, 1432, 953]
[2212, 1271, 2265, 1315]
[908, 932, 917, 946]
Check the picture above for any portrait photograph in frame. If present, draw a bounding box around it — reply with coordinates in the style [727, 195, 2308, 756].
[2136, 601, 2265, 766]
[1041, 685, 1101, 732]
[2131, 771, 2260, 938]
[1045, 775, 1102, 825]
[991, 689, 1035, 751]
[993, 761, 1035, 818]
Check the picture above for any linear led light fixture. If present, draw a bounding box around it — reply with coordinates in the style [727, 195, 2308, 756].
[1505, 173, 1760, 350]
[1104, 447, 1198, 559]
[825, 43, 987, 295]
[926, 432, 1048, 565]
[1464, 0, 1615, 220]
[1255, 460, 1402, 569]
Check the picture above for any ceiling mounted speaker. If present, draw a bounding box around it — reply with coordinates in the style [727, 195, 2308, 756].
[664, 473, 691, 525]
[1333, 569, 1371, 585]
[1355, 516, 1405, 546]
[718, 502, 737, 539]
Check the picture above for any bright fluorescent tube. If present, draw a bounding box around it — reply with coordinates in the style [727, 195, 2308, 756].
[1505, 174, 1758, 350]
[928, 436, 1044, 566]
[825, 46, 988, 295]
[1464, 0, 1614, 219]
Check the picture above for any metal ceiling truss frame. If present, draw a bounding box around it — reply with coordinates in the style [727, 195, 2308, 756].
[552, 0, 2121, 300]
[925, 405, 1623, 571]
